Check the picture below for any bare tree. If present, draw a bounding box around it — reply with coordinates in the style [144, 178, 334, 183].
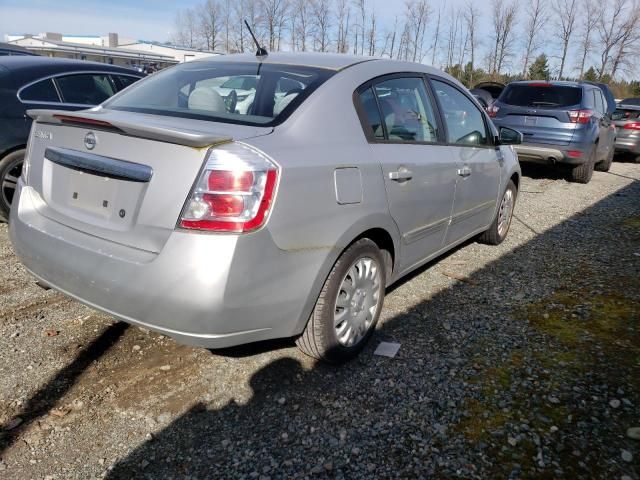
[463, 2, 481, 77]
[261, 0, 288, 51]
[336, 0, 350, 53]
[577, 0, 601, 78]
[597, 0, 632, 79]
[553, 0, 578, 79]
[490, 0, 517, 75]
[197, 0, 223, 51]
[367, 9, 378, 56]
[312, 0, 332, 52]
[431, 6, 442, 66]
[173, 8, 199, 48]
[408, 0, 431, 62]
[521, 0, 547, 77]
[610, 6, 640, 78]
[292, 0, 311, 51]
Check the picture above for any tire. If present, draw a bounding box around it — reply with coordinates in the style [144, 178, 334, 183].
[595, 146, 614, 172]
[478, 180, 517, 246]
[0, 149, 25, 222]
[296, 238, 386, 364]
[568, 145, 596, 183]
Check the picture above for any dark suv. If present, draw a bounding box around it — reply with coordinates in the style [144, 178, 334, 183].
[490, 81, 616, 183]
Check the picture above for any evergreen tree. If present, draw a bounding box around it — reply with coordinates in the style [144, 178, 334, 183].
[583, 67, 598, 82]
[528, 54, 550, 80]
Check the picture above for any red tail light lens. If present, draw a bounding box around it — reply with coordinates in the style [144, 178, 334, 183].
[566, 150, 583, 158]
[180, 143, 278, 233]
[207, 170, 255, 191]
[623, 122, 640, 130]
[488, 105, 499, 118]
[568, 109, 593, 124]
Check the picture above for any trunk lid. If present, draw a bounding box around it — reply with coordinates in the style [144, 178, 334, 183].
[25, 108, 272, 253]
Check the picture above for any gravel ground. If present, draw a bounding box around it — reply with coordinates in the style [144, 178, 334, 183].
[0, 161, 638, 480]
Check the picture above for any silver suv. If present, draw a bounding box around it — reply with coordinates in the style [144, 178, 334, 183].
[10, 53, 521, 363]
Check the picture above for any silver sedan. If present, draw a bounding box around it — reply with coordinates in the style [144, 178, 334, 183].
[10, 52, 521, 363]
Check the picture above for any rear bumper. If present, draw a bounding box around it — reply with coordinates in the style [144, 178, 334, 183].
[514, 144, 589, 165]
[9, 182, 326, 349]
[614, 137, 640, 154]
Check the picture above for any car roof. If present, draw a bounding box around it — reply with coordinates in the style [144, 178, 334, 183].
[0, 55, 141, 78]
[509, 80, 589, 88]
[193, 51, 378, 71]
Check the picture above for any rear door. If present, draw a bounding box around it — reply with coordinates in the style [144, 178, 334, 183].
[494, 84, 584, 145]
[591, 88, 614, 160]
[356, 75, 457, 272]
[430, 78, 500, 244]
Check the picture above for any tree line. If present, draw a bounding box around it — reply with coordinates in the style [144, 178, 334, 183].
[172, 0, 640, 93]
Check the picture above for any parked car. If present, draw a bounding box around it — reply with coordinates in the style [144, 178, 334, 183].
[0, 42, 37, 56]
[10, 53, 521, 363]
[619, 97, 640, 106]
[473, 82, 505, 103]
[612, 103, 640, 162]
[470, 88, 493, 110]
[490, 80, 616, 183]
[0, 56, 143, 220]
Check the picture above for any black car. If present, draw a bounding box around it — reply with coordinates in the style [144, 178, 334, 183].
[0, 56, 144, 220]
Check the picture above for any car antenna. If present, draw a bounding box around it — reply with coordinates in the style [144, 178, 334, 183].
[244, 20, 268, 58]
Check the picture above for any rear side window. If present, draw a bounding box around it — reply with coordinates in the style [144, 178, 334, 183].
[500, 84, 582, 108]
[358, 88, 385, 140]
[55, 74, 117, 105]
[113, 75, 139, 91]
[593, 91, 605, 114]
[432, 80, 488, 146]
[105, 61, 334, 126]
[20, 79, 60, 103]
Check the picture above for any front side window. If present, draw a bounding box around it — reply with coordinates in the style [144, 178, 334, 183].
[55, 74, 117, 105]
[20, 78, 60, 103]
[432, 80, 488, 146]
[113, 75, 139, 91]
[105, 61, 335, 126]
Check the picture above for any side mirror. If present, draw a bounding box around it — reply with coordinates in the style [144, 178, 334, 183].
[498, 127, 523, 146]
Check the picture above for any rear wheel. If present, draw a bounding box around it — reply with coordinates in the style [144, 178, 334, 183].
[569, 148, 595, 184]
[296, 238, 386, 364]
[0, 149, 25, 222]
[595, 146, 614, 172]
[478, 180, 517, 246]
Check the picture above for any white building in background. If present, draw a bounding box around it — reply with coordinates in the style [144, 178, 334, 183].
[4, 32, 221, 70]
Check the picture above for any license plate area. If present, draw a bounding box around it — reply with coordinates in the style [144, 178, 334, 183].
[524, 116, 538, 126]
[43, 160, 146, 230]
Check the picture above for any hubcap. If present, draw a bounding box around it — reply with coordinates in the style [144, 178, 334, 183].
[497, 188, 514, 238]
[334, 256, 382, 347]
[1, 158, 23, 209]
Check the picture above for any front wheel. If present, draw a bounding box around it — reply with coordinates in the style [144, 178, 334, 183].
[296, 238, 386, 364]
[0, 149, 25, 222]
[478, 180, 517, 246]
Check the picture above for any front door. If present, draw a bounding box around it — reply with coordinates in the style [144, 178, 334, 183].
[356, 76, 457, 273]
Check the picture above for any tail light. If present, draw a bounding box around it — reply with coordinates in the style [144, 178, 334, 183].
[488, 105, 499, 118]
[568, 109, 593, 124]
[179, 142, 278, 233]
[566, 150, 583, 158]
[623, 122, 640, 130]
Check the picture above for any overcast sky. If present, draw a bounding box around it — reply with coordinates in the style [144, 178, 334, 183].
[0, 0, 469, 44]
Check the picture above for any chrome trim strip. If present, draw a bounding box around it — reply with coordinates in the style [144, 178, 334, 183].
[403, 217, 449, 244]
[450, 200, 495, 226]
[45, 146, 152, 182]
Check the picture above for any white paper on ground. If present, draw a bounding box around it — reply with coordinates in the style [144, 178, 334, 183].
[373, 342, 401, 358]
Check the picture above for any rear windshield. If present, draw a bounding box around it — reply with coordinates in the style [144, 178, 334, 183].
[621, 98, 640, 106]
[612, 108, 640, 120]
[104, 61, 335, 126]
[500, 84, 582, 108]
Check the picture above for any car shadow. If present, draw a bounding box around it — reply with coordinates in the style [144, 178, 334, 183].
[0, 322, 128, 454]
[519, 162, 567, 181]
[101, 180, 639, 479]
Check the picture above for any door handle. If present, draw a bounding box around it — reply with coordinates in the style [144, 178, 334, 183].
[389, 170, 413, 181]
[457, 166, 472, 177]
